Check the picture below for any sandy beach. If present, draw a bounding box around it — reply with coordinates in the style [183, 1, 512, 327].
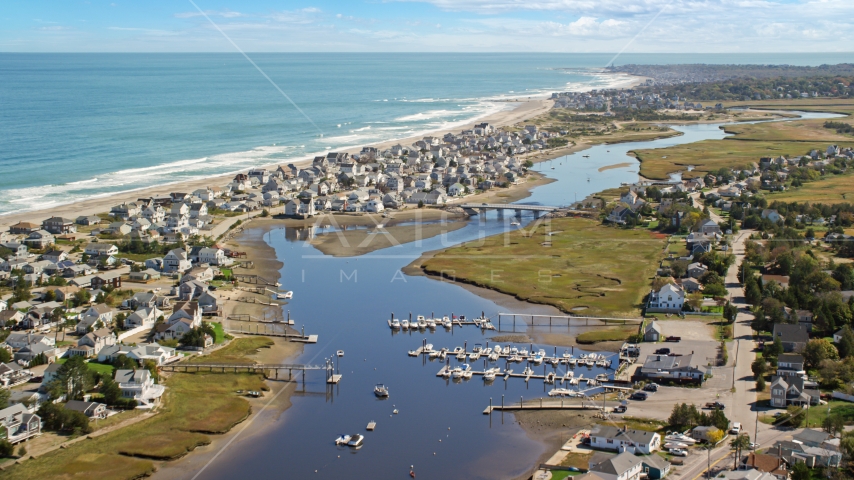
[0, 98, 554, 230]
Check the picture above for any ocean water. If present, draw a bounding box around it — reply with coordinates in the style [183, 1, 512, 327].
[1, 52, 852, 216]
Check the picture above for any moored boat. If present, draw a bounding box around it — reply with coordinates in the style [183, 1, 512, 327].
[374, 384, 389, 397]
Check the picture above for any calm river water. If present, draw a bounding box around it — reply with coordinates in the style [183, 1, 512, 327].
[199, 111, 838, 480]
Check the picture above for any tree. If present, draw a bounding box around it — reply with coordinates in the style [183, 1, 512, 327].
[751, 358, 767, 379]
[785, 405, 807, 428]
[730, 434, 751, 470]
[17, 445, 26, 458]
[707, 428, 725, 445]
[756, 376, 766, 392]
[766, 337, 784, 359]
[45, 356, 95, 401]
[0, 388, 9, 409]
[803, 339, 840, 369]
[0, 440, 12, 458]
[838, 325, 854, 359]
[668, 403, 701, 430]
[72, 289, 91, 307]
[37, 403, 92, 434]
[0, 348, 11, 364]
[100, 376, 122, 405]
[790, 461, 810, 480]
[823, 413, 845, 436]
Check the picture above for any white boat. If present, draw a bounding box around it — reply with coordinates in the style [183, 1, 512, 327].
[374, 384, 389, 398]
[522, 366, 534, 377]
[518, 349, 529, 357]
[276, 291, 293, 299]
[596, 373, 609, 382]
[335, 434, 352, 445]
[663, 442, 688, 450]
[563, 350, 573, 360]
[484, 321, 495, 330]
[568, 358, 577, 366]
[596, 359, 607, 367]
[451, 367, 464, 379]
[506, 346, 514, 355]
[400, 319, 409, 329]
[488, 352, 500, 362]
[508, 354, 522, 363]
[442, 317, 452, 328]
[483, 369, 497, 381]
[429, 349, 442, 359]
[462, 370, 473, 379]
[391, 319, 400, 329]
[469, 352, 480, 361]
[510, 221, 520, 226]
[427, 318, 437, 328]
[456, 351, 467, 361]
[545, 372, 556, 384]
[423, 344, 433, 353]
[408, 350, 418, 357]
[531, 354, 543, 366]
[347, 434, 364, 447]
[337, 350, 344, 357]
[417, 316, 427, 328]
[472, 344, 482, 353]
[481, 347, 492, 355]
[452, 347, 463, 354]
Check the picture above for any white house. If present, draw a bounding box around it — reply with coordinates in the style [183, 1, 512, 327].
[163, 248, 192, 273]
[97, 343, 178, 366]
[84, 243, 119, 257]
[588, 451, 644, 480]
[196, 247, 232, 266]
[114, 368, 165, 407]
[588, 425, 661, 455]
[646, 283, 685, 313]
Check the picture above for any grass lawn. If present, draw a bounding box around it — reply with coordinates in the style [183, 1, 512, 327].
[801, 400, 854, 429]
[56, 358, 115, 376]
[185, 336, 273, 365]
[559, 452, 591, 470]
[721, 117, 854, 142]
[576, 327, 636, 344]
[762, 172, 854, 205]
[0, 340, 268, 480]
[607, 417, 668, 433]
[210, 321, 227, 344]
[420, 218, 666, 317]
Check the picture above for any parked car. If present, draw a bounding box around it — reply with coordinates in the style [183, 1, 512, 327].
[643, 383, 659, 392]
[748, 443, 760, 449]
[654, 348, 671, 355]
[704, 401, 726, 410]
[613, 405, 627, 413]
[670, 448, 688, 456]
[630, 392, 648, 401]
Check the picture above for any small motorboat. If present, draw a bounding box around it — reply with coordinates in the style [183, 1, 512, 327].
[456, 351, 467, 361]
[484, 321, 495, 330]
[583, 155, 590, 158]
[442, 317, 452, 328]
[401, 319, 410, 329]
[408, 350, 418, 357]
[596, 373, 609, 382]
[483, 369, 497, 381]
[472, 344, 482, 353]
[390, 318, 400, 329]
[510, 221, 520, 226]
[347, 434, 364, 447]
[374, 384, 389, 398]
[276, 291, 294, 300]
[451, 367, 463, 379]
[337, 350, 344, 357]
[545, 372, 556, 384]
[427, 318, 437, 328]
[335, 434, 352, 445]
[417, 316, 427, 329]
[488, 352, 500, 362]
[423, 343, 433, 353]
[531, 354, 544, 366]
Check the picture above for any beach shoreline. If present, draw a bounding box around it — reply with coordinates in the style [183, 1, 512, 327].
[0, 69, 654, 229]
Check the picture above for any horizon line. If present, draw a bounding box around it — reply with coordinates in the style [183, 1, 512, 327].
[1, 51, 854, 55]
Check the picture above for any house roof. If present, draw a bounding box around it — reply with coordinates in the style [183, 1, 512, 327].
[777, 353, 803, 364]
[640, 454, 671, 470]
[793, 428, 832, 445]
[590, 425, 658, 445]
[642, 354, 699, 372]
[772, 324, 809, 344]
[589, 451, 643, 476]
[742, 453, 786, 474]
[115, 368, 150, 384]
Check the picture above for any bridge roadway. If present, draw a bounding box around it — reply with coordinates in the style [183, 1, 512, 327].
[459, 203, 562, 212]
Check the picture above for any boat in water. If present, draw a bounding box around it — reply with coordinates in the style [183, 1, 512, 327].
[347, 434, 364, 447]
[335, 434, 352, 445]
[400, 319, 409, 329]
[390, 318, 400, 329]
[483, 368, 497, 381]
[337, 350, 344, 357]
[374, 384, 389, 398]
[276, 291, 294, 300]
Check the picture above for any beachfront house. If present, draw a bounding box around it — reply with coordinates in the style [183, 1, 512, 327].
[587, 452, 644, 480]
[115, 368, 165, 407]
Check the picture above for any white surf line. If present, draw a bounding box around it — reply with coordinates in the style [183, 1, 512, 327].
[188, 0, 323, 136]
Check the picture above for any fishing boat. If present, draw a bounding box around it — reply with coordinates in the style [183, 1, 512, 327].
[347, 434, 364, 447]
[337, 350, 344, 357]
[335, 434, 352, 445]
[374, 384, 389, 398]
[400, 319, 409, 329]
[276, 291, 293, 299]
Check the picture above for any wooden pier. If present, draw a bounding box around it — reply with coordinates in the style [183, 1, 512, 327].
[495, 312, 643, 331]
[161, 361, 341, 383]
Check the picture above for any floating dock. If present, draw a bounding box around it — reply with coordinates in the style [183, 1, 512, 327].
[366, 421, 376, 431]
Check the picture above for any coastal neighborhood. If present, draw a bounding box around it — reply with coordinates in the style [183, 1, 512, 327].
[2, 67, 854, 479]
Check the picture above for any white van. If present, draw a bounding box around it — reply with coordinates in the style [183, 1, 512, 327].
[729, 422, 742, 435]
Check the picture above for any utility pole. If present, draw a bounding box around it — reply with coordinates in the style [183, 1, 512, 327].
[754, 412, 759, 451]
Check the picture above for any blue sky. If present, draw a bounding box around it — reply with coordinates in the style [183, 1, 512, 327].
[2, 0, 854, 52]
